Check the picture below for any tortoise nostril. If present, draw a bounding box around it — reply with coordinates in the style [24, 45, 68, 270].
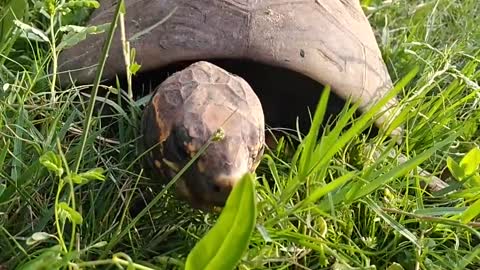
[209, 181, 233, 194]
[212, 183, 221, 193]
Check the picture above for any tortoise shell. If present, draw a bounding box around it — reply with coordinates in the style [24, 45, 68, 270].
[58, 0, 398, 131]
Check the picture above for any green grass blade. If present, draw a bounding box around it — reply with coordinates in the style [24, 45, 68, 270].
[0, 140, 8, 169]
[454, 243, 480, 270]
[351, 133, 458, 201]
[301, 172, 356, 206]
[460, 198, 480, 224]
[297, 85, 330, 176]
[73, 0, 124, 173]
[311, 67, 420, 177]
[364, 197, 420, 248]
[0, 0, 27, 44]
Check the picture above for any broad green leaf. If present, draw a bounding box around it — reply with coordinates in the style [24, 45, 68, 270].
[31, 232, 54, 241]
[471, 175, 480, 187]
[26, 232, 56, 245]
[360, 0, 373, 8]
[39, 151, 64, 177]
[58, 202, 83, 224]
[66, 168, 106, 185]
[65, 174, 83, 184]
[60, 0, 99, 25]
[185, 173, 257, 270]
[65, 0, 100, 9]
[332, 261, 376, 270]
[58, 23, 109, 50]
[77, 167, 106, 182]
[129, 48, 142, 75]
[460, 198, 480, 224]
[14, 19, 49, 43]
[387, 262, 405, 270]
[16, 245, 63, 270]
[0, 0, 27, 44]
[129, 62, 141, 75]
[459, 147, 480, 176]
[447, 156, 465, 180]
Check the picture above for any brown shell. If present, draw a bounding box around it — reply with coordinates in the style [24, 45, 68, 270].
[58, 0, 398, 134]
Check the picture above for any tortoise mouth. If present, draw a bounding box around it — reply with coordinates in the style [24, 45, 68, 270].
[174, 171, 235, 209]
[121, 58, 375, 137]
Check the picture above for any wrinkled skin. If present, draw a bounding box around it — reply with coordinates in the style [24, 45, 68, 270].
[141, 61, 265, 209]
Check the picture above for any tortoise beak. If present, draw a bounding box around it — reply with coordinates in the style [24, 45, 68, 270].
[181, 166, 244, 208]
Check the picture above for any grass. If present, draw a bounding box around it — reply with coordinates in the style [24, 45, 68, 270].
[1, 0, 479, 269]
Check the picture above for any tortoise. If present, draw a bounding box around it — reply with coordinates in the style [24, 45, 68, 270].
[57, 0, 400, 209]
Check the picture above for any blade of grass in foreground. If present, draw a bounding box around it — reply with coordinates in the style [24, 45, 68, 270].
[364, 197, 420, 248]
[460, 198, 480, 224]
[73, 0, 123, 173]
[0, 0, 27, 50]
[311, 66, 420, 175]
[297, 85, 330, 177]
[185, 173, 257, 270]
[281, 86, 333, 202]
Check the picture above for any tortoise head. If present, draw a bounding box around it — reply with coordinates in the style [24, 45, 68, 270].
[141, 61, 264, 209]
